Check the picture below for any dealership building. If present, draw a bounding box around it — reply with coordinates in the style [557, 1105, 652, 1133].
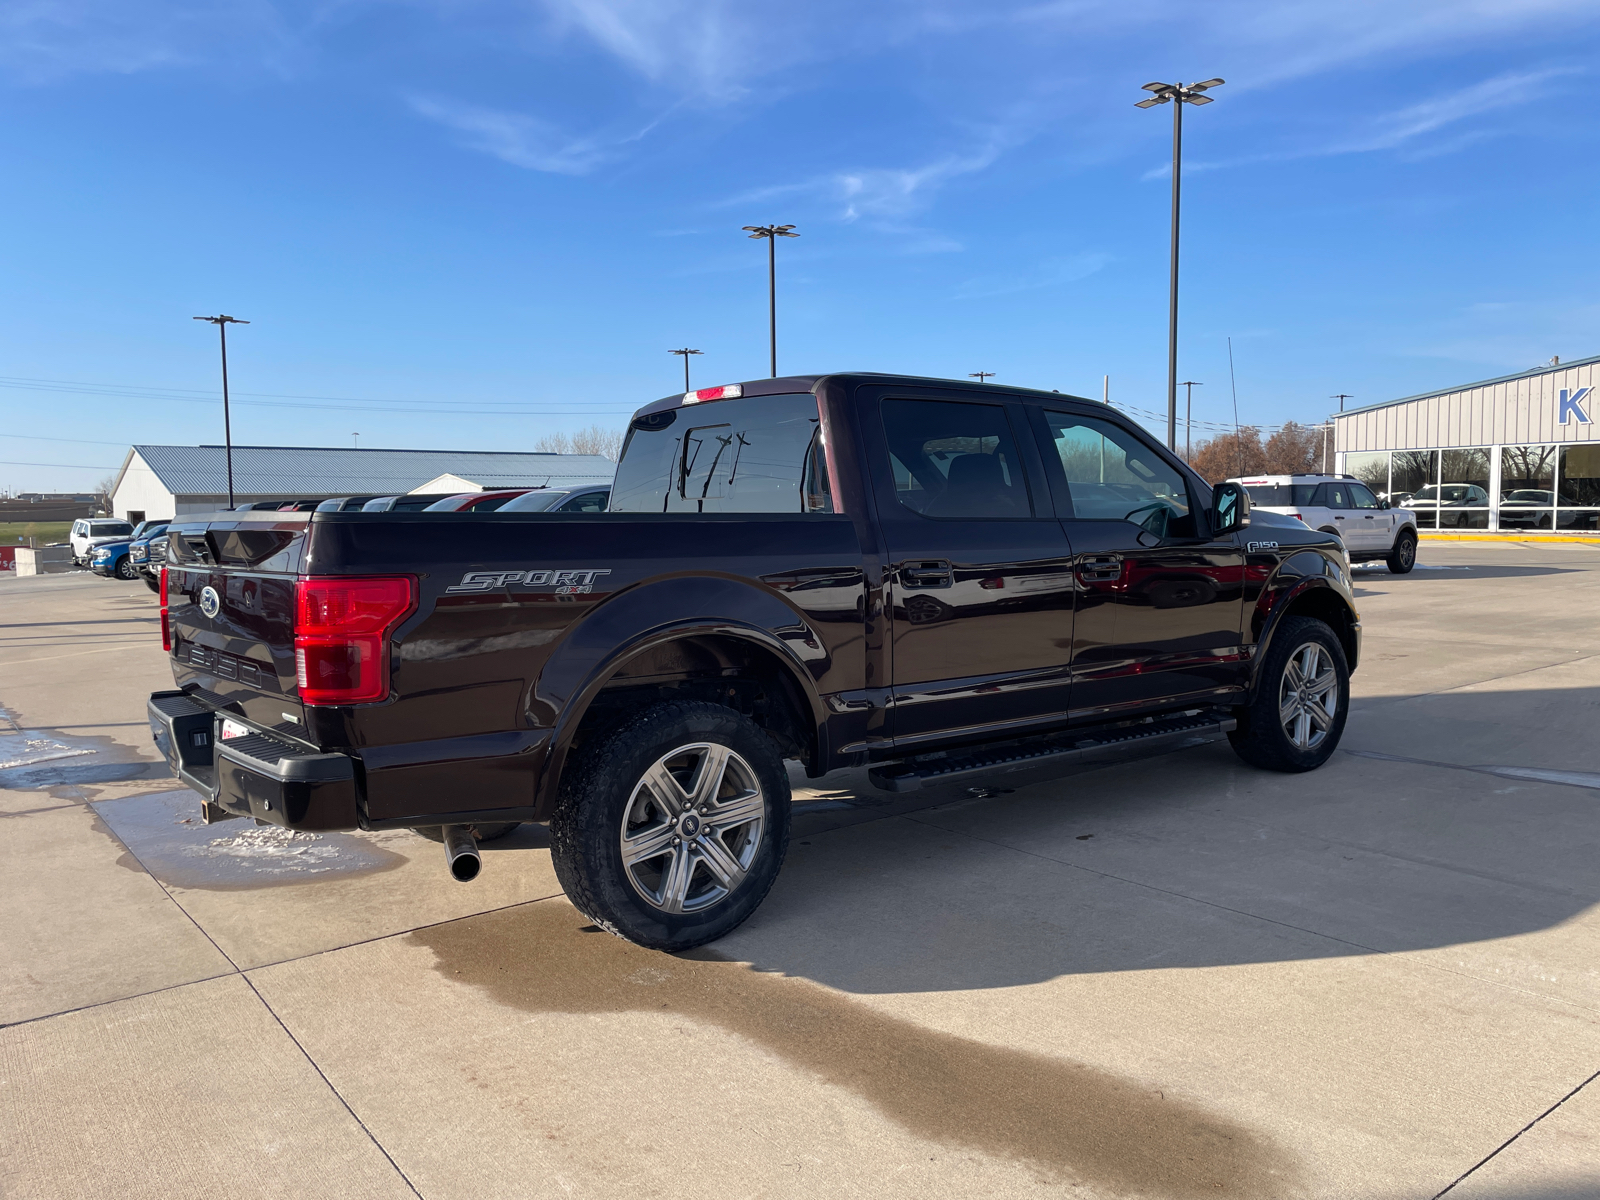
[1332, 354, 1600, 532]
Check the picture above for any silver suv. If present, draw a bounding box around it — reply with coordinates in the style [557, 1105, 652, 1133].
[1232, 474, 1419, 574]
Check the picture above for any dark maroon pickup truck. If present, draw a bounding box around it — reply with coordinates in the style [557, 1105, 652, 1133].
[150, 372, 1358, 949]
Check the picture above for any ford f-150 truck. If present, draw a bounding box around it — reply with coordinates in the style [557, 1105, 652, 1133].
[149, 373, 1359, 950]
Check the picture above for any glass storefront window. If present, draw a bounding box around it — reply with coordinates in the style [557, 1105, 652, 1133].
[1391, 450, 1438, 526]
[1500, 444, 1555, 531]
[1344, 451, 1389, 500]
[1557, 445, 1600, 508]
[1556, 510, 1600, 531]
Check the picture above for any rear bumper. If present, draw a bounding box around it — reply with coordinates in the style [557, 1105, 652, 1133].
[147, 690, 360, 830]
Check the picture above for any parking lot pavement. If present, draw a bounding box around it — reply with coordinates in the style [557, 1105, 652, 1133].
[2, 543, 1597, 1199]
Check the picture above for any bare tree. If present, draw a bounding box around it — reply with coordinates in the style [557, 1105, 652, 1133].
[1190, 427, 1265, 483]
[94, 472, 119, 515]
[1262, 421, 1321, 475]
[536, 425, 625, 461]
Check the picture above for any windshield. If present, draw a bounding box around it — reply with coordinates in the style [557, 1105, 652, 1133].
[90, 521, 133, 536]
[610, 393, 833, 514]
[497, 489, 563, 512]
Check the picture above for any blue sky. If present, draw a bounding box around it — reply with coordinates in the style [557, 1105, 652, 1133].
[4, 0, 1600, 492]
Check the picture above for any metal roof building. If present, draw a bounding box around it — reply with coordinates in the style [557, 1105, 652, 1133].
[1332, 355, 1599, 533]
[108, 444, 615, 522]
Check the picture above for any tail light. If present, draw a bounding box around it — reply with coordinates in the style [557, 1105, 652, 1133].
[159, 567, 171, 651]
[683, 384, 742, 404]
[294, 576, 416, 705]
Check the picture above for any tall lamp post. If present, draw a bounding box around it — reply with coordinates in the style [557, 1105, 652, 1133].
[1135, 78, 1224, 451]
[1332, 393, 1353, 413]
[968, 371, 995, 384]
[742, 224, 798, 377]
[193, 314, 250, 509]
[670, 347, 703, 392]
[1181, 380, 1202, 461]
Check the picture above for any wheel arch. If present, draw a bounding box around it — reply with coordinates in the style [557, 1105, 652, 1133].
[532, 616, 827, 821]
[1250, 578, 1359, 693]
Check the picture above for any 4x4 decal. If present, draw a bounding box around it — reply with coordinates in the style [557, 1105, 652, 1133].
[446, 569, 612, 595]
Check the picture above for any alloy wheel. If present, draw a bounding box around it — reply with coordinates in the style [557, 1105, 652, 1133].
[1279, 643, 1339, 751]
[619, 742, 765, 914]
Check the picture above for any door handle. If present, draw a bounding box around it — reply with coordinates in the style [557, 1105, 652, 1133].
[899, 560, 953, 588]
[1077, 554, 1122, 583]
[1334, 515, 1345, 520]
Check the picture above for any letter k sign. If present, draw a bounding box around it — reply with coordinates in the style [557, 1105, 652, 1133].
[1559, 387, 1593, 425]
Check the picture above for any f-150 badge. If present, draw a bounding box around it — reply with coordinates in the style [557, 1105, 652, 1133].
[1246, 541, 1280, 552]
[446, 569, 612, 595]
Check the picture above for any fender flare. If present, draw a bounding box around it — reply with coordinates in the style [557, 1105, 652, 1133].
[529, 579, 831, 817]
[1247, 575, 1359, 695]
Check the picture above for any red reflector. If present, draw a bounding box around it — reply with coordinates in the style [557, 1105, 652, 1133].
[159, 567, 171, 652]
[684, 384, 743, 404]
[294, 576, 415, 705]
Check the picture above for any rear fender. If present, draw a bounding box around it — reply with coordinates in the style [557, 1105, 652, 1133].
[529, 577, 829, 818]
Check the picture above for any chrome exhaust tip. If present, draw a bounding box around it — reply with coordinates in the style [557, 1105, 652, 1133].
[441, 824, 481, 883]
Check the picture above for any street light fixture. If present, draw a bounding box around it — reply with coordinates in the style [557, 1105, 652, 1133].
[968, 371, 995, 384]
[1135, 77, 1224, 451]
[193, 314, 250, 509]
[1181, 380, 1202, 461]
[669, 348, 704, 393]
[1332, 393, 1353, 413]
[742, 224, 798, 377]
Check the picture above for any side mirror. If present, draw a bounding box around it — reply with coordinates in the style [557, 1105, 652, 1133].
[1212, 482, 1251, 535]
[1378, 499, 1390, 510]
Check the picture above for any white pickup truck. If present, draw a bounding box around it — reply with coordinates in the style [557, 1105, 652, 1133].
[1232, 474, 1419, 573]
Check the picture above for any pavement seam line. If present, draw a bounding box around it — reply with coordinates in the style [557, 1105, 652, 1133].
[0, 972, 241, 1032]
[1430, 1064, 1600, 1198]
[89, 803, 427, 1200]
[1358, 648, 1600, 709]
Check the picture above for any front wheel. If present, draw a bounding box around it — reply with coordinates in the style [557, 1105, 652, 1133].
[142, 575, 161, 593]
[115, 557, 137, 580]
[1386, 530, 1416, 574]
[1228, 616, 1349, 772]
[550, 700, 790, 951]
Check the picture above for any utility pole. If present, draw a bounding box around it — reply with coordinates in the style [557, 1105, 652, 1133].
[670, 348, 703, 392]
[1332, 393, 1353, 413]
[193, 314, 249, 509]
[353, 432, 360, 448]
[742, 225, 798, 377]
[968, 371, 995, 384]
[1135, 78, 1224, 451]
[1181, 380, 1202, 461]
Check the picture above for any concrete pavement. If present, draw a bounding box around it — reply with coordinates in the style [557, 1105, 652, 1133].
[1, 547, 1596, 1198]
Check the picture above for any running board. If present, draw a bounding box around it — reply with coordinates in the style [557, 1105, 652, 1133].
[867, 713, 1236, 793]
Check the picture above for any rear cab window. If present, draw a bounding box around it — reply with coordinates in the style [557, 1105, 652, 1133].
[879, 399, 1031, 519]
[610, 393, 833, 514]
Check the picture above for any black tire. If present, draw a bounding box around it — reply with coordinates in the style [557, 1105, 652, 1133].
[142, 575, 161, 593]
[1386, 529, 1417, 574]
[412, 821, 521, 843]
[1228, 615, 1350, 773]
[115, 557, 137, 580]
[550, 700, 790, 951]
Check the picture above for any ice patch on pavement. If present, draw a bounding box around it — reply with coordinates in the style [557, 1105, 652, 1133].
[187, 826, 343, 874]
[0, 734, 95, 770]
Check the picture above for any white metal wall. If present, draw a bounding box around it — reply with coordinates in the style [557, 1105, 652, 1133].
[1334, 360, 1600, 453]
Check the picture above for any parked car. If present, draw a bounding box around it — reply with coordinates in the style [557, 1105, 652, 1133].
[1234, 473, 1419, 573]
[69, 518, 134, 565]
[1497, 489, 1555, 529]
[315, 496, 383, 512]
[496, 486, 611, 513]
[152, 371, 1359, 952]
[89, 519, 165, 580]
[421, 489, 535, 513]
[129, 523, 172, 592]
[1391, 483, 1489, 527]
[360, 494, 456, 512]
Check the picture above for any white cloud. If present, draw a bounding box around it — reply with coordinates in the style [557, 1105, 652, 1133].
[949, 252, 1112, 300]
[409, 95, 635, 174]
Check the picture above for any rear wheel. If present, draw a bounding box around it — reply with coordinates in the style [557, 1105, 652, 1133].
[550, 700, 790, 951]
[1229, 616, 1349, 772]
[1386, 530, 1417, 574]
[412, 822, 521, 843]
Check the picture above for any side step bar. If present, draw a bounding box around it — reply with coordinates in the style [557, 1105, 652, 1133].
[867, 712, 1236, 793]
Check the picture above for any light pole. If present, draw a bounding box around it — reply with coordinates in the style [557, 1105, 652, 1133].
[670, 348, 703, 392]
[1332, 393, 1353, 413]
[193, 314, 250, 509]
[742, 224, 798, 377]
[1181, 380, 1202, 461]
[968, 371, 995, 384]
[1135, 78, 1224, 451]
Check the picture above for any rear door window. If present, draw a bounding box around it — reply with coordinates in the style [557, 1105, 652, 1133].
[880, 399, 1031, 519]
[610, 394, 833, 514]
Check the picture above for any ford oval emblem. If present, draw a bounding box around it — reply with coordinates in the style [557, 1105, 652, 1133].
[199, 586, 221, 619]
